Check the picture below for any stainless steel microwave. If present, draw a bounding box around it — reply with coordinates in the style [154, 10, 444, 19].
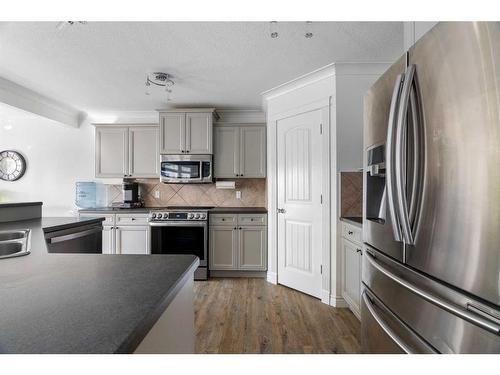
[160, 154, 213, 184]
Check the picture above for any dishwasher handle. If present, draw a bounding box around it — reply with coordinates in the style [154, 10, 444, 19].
[47, 227, 102, 244]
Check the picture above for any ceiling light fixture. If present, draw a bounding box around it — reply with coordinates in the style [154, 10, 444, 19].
[269, 21, 279, 38]
[305, 21, 314, 39]
[145, 72, 175, 101]
[56, 21, 88, 31]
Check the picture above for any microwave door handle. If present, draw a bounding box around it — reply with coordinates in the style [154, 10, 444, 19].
[386, 73, 404, 242]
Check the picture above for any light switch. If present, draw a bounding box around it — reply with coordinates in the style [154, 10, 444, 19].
[236, 190, 242, 199]
[154, 190, 160, 199]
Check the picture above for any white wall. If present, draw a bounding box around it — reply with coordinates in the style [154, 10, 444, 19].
[403, 22, 438, 50]
[0, 104, 95, 216]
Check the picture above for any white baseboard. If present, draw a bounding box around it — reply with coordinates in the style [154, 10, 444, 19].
[266, 271, 277, 284]
[329, 295, 349, 308]
[321, 289, 330, 305]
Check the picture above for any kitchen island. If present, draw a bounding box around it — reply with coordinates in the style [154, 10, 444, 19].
[0, 206, 198, 354]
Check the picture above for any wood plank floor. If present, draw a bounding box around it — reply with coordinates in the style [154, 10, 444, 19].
[194, 278, 361, 354]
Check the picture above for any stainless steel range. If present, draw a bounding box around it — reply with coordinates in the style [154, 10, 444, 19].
[149, 208, 209, 280]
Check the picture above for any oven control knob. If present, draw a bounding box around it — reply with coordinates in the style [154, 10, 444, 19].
[163, 213, 169, 219]
[188, 213, 194, 219]
[195, 214, 200, 219]
[200, 214, 206, 219]
[157, 213, 162, 219]
[151, 213, 156, 219]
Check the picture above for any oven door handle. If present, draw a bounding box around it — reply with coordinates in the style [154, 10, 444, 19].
[149, 221, 207, 227]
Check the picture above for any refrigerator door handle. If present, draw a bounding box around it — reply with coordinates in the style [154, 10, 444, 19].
[407, 67, 425, 238]
[395, 65, 416, 245]
[365, 251, 500, 335]
[386, 73, 404, 242]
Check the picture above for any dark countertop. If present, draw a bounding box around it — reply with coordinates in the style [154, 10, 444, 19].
[209, 207, 267, 214]
[0, 202, 42, 208]
[78, 207, 151, 214]
[340, 216, 363, 227]
[0, 217, 198, 353]
[79, 207, 268, 214]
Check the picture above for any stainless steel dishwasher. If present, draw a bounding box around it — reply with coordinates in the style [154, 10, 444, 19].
[44, 222, 102, 254]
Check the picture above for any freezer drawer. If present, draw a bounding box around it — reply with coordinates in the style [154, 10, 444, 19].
[361, 287, 436, 353]
[362, 245, 500, 353]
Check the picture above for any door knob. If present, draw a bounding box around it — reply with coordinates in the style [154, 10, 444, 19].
[277, 208, 286, 214]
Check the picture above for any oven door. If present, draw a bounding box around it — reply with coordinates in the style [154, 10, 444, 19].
[160, 154, 212, 184]
[150, 222, 207, 266]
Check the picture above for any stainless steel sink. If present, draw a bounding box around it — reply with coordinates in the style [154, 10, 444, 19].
[0, 229, 31, 259]
[0, 241, 24, 256]
[0, 230, 29, 241]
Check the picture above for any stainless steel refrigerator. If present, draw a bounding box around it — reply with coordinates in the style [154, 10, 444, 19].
[362, 22, 500, 353]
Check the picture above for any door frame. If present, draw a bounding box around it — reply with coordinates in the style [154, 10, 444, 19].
[267, 97, 333, 304]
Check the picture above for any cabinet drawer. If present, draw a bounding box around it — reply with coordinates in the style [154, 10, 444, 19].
[80, 212, 115, 226]
[210, 214, 237, 226]
[116, 214, 149, 225]
[238, 214, 267, 226]
[342, 222, 362, 244]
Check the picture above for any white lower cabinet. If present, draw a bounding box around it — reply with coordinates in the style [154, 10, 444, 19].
[115, 225, 150, 255]
[238, 226, 267, 270]
[209, 213, 267, 271]
[341, 221, 363, 319]
[209, 226, 238, 270]
[79, 212, 150, 255]
[102, 225, 115, 254]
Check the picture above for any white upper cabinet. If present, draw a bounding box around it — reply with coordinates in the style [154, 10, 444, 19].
[160, 113, 185, 154]
[214, 126, 239, 178]
[239, 126, 266, 178]
[95, 124, 159, 178]
[95, 127, 128, 177]
[213, 124, 266, 178]
[159, 109, 215, 154]
[186, 113, 212, 154]
[128, 126, 159, 177]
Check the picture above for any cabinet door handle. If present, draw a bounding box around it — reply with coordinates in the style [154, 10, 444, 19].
[234, 227, 237, 230]
[348, 230, 354, 235]
[239, 227, 242, 230]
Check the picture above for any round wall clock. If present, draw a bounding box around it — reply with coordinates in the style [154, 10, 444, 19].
[0, 150, 27, 181]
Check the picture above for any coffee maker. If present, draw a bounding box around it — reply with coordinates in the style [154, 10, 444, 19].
[120, 180, 141, 208]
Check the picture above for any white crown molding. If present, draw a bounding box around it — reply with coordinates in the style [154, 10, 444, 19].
[86, 110, 159, 124]
[0, 76, 85, 128]
[261, 63, 336, 102]
[216, 109, 266, 123]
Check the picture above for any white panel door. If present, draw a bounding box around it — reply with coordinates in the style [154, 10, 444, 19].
[277, 110, 323, 298]
[160, 113, 185, 154]
[129, 126, 159, 177]
[185, 113, 212, 154]
[115, 226, 150, 255]
[95, 127, 128, 177]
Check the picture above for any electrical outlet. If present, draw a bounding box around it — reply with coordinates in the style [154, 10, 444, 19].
[154, 190, 160, 199]
[236, 190, 242, 199]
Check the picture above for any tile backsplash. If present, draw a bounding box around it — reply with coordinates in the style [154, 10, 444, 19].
[106, 179, 266, 208]
[340, 172, 363, 218]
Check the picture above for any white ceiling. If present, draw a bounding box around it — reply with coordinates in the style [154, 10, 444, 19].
[0, 22, 403, 112]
